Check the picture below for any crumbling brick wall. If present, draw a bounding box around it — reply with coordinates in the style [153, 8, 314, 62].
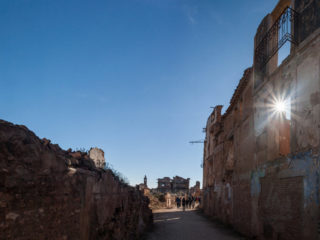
[202, 0, 320, 239]
[0, 120, 152, 240]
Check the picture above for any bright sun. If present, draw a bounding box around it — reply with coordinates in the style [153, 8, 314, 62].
[274, 100, 286, 113]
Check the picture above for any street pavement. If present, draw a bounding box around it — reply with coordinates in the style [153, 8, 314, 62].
[145, 208, 245, 240]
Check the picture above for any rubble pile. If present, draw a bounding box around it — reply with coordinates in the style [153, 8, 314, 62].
[145, 193, 167, 210]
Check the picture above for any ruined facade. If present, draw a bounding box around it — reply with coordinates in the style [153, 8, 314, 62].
[157, 177, 172, 193]
[189, 181, 201, 198]
[202, 0, 320, 239]
[0, 120, 152, 240]
[157, 176, 190, 194]
[171, 176, 190, 193]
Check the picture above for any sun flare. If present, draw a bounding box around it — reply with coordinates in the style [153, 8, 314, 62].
[274, 100, 286, 113]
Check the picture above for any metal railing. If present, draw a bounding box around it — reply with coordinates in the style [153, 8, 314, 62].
[255, 7, 299, 67]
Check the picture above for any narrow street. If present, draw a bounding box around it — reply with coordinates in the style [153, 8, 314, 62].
[146, 209, 244, 240]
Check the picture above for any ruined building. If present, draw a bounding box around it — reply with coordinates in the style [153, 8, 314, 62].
[202, 0, 320, 239]
[157, 177, 172, 193]
[0, 120, 152, 240]
[157, 176, 190, 194]
[189, 181, 201, 197]
[172, 176, 190, 193]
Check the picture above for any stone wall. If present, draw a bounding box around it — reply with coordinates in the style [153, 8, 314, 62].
[0, 120, 152, 240]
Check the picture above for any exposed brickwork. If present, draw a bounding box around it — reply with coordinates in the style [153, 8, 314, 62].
[232, 181, 252, 236]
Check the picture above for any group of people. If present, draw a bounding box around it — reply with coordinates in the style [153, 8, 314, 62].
[175, 196, 201, 211]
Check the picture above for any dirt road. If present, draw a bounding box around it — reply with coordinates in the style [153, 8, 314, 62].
[145, 209, 244, 240]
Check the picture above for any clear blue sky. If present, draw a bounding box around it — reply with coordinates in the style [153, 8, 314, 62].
[0, 0, 278, 188]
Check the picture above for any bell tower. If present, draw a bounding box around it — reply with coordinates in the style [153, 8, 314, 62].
[144, 175, 147, 187]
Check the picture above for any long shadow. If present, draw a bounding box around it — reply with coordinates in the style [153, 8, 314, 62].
[141, 209, 196, 239]
[195, 210, 251, 239]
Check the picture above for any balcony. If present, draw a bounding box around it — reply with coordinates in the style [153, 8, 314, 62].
[255, 7, 299, 68]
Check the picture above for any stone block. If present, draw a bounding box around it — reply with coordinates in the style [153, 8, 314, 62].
[89, 147, 106, 168]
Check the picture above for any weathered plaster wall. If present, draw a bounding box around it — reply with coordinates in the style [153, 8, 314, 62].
[0, 120, 152, 240]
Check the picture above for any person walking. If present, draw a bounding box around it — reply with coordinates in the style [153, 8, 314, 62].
[176, 196, 181, 208]
[182, 197, 186, 211]
[188, 196, 192, 209]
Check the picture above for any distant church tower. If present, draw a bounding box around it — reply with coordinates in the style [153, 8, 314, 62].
[144, 175, 147, 187]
